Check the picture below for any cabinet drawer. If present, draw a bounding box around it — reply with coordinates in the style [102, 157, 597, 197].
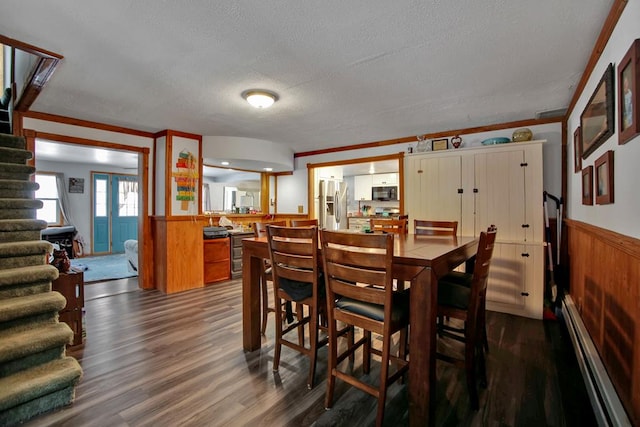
[232, 247, 243, 259]
[204, 260, 230, 283]
[232, 259, 243, 271]
[204, 239, 230, 262]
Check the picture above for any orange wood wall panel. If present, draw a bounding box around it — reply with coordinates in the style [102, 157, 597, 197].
[566, 219, 639, 425]
[152, 217, 204, 294]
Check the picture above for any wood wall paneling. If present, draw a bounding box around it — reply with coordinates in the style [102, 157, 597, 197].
[566, 219, 639, 424]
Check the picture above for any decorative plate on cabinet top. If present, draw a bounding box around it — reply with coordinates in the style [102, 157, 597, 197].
[481, 137, 511, 145]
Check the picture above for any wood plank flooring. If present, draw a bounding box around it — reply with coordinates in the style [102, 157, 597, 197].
[23, 279, 596, 427]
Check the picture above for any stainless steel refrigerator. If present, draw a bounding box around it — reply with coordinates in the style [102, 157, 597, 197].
[318, 180, 348, 230]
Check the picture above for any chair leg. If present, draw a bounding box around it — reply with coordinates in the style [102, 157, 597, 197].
[324, 316, 338, 409]
[363, 330, 372, 374]
[260, 273, 269, 335]
[478, 343, 488, 388]
[272, 293, 283, 373]
[296, 303, 305, 346]
[307, 305, 319, 389]
[375, 333, 392, 427]
[465, 339, 479, 410]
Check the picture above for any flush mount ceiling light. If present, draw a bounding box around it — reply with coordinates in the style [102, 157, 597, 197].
[242, 90, 278, 108]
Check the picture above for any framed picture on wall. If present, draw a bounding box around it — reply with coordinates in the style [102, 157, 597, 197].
[618, 39, 640, 145]
[68, 177, 84, 193]
[581, 166, 593, 205]
[581, 63, 615, 159]
[573, 127, 582, 173]
[432, 138, 448, 151]
[595, 150, 614, 205]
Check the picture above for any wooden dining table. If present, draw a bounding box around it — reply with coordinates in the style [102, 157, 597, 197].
[242, 233, 479, 427]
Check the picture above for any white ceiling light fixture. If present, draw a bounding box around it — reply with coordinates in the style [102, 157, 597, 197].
[242, 90, 278, 109]
[221, 161, 230, 166]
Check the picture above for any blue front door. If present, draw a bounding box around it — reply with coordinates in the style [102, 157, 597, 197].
[93, 173, 109, 253]
[111, 175, 138, 253]
[92, 172, 138, 254]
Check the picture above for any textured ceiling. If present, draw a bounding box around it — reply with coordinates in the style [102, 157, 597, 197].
[2, 1, 612, 155]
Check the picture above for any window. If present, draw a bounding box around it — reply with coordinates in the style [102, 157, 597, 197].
[118, 179, 138, 217]
[35, 173, 61, 225]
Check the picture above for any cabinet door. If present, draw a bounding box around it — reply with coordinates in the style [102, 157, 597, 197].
[474, 150, 526, 241]
[371, 173, 397, 186]
[485, 242, 544, 319]
[354, 175, 372, 200]
[407, 155, 462, 232]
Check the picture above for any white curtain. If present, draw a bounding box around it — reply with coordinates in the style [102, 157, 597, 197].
[54, 173, 86, 255]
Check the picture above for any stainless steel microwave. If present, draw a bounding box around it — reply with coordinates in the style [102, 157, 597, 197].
[372, 186, 398, 201]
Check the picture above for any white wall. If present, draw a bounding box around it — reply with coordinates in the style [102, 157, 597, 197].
[35, 159, 135, 255]
[566, 0, 640, 239]
[283, 122, 563, 216]
[23, 117, 155, 214]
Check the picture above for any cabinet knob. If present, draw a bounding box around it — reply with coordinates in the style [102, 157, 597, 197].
[521, 253, 530, 257]
[521, 224, 530, 228]
[521, 292, 530, 296]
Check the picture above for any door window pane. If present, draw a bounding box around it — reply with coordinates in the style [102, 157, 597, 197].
[118, 180, 138, 217]
[95, 178, 107, 217]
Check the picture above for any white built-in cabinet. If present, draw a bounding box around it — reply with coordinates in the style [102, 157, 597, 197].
[406, 140, 545, 319]
[371, 173, 397, 186]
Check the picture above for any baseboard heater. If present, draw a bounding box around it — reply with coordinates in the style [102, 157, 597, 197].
[562, 295, 631, 427]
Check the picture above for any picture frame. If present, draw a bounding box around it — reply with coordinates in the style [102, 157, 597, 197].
[594, 150, 614, 205]
[581, 63, 615, 159]
[618, 39, 640, 145]
[432, 138, 448, 151]
[573, 127, 582, 173]
[68, 177, 84, 194]
[581, 166, 593, 205]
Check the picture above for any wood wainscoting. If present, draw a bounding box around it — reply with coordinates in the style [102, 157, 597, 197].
[565, 219, 639, 425]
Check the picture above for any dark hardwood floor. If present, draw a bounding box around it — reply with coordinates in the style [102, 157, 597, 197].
[23, 279, 596, 427]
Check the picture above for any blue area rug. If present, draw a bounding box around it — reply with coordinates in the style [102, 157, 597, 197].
[70, 253, 137, 283]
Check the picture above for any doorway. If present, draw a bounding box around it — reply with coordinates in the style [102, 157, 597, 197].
[92, 172, 139, 254]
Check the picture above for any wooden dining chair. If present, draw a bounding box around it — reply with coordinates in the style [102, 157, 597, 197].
[414, 219, 458, 236]
[436, 225, 497, 410]
[320, 230, 410, 427]
[266, 225, 334, 389]
[252, 220, 288, 335]
[290, 218, 318, 227]
[370, 217, 407, 234]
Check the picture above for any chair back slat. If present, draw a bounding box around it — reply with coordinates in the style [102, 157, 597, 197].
[267, 225, 319, 294]
[290, 219, 318, 227]
[414, 219, 458, 236]
[466, 225, 497, 331]
[253, 220, 287, 237]
[321, 230, 395, 313]
[370, 218, 407, 234]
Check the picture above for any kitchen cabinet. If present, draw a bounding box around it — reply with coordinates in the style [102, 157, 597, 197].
[317, 166, 343, 180]
[229, 231, 254, 279]
[406, 140, 545, 319]
[371, 173, 398, 186]
[354, 173, 399, 201]
[354, 175, 372, 200]
[204, 238, 231, 284]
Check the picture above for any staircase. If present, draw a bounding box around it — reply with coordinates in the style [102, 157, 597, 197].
[0, 133, 82, 425]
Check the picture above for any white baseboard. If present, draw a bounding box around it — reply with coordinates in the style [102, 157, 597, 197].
[562, 295, 631, 427]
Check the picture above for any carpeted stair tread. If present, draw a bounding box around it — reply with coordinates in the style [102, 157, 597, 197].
[0, 134, 26, 150]
[0, 180, 40, 199]
[0, 163, 36, 179]
[0, 199, 43, 210]
[0, 219, 48, 233]
[0, 264, 59, 288]
[0, 240, 52, 258]
[0, 146, 32, 164]
[0, 357, 82, 412]
[0, 323, 73, 364]
[0, 292, 66, 324]
[0, 219, 49, 244]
